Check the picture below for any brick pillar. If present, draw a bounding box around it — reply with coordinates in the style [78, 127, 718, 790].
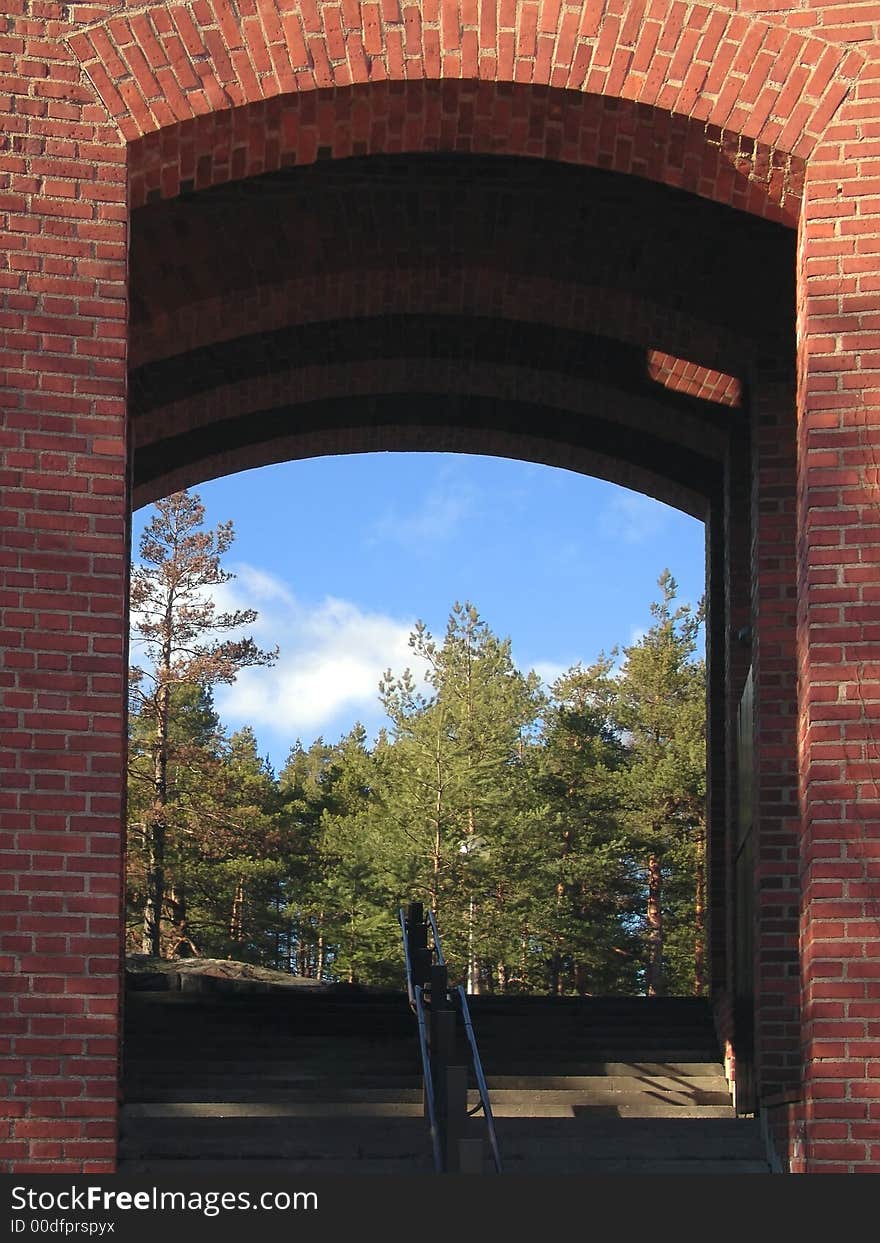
[750, 363, 802, 1113]
[0, 5, 128, 1172]
[705, 494, 728, 990]
[719, 415, 753, 1109]
[796, 122, 880, 1174]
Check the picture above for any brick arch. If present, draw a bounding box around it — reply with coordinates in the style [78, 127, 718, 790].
[129, 338, 732, 515]
[127, 151, 795, 411]
[125, 151, 781, 521]
[128, 264, 751, 378]
[123, 80, 803, 221]
[131, 391, 720, 519]
[125, 143, 785, 544]
[67, 0, 861, 162]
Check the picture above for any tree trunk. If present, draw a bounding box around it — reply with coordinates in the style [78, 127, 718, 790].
[142, 614, 172, 957]
[646, 852, 664, 996]
[168, 881, 197, 957]
[550, 932, 562, 996]
[142, 813, 165, 956]
[229, 876, 245, 942]
[316, 912, 326, 980]
[552, 826, 573, 995]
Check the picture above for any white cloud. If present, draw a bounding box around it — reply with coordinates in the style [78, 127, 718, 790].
[207, 566, 429, 743]
[131, 558, 595, 759]
[599, 490, 668, 544]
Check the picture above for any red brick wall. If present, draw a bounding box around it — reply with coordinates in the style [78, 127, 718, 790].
[750, 366, 802, 1100]
[2, 0, 879, 1173]
[796, 77, 880, 1172]
[0, 1, 128, 1171]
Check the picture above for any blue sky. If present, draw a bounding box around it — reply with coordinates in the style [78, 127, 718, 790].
[131, 453, 705, 773]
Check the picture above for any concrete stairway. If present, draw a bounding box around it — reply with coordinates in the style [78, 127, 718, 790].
[466, 995, 771, 1174]
[119, 986, 770, 1175]
[120, 986, 435, 1174]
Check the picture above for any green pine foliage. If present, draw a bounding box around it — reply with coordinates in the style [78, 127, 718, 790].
[127, 491, 707, 996]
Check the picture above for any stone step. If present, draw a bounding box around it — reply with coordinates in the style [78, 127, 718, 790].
[123, 1101, 428, 1120]
[126, 1055, 420, 1072]
[123, 1097, 737, 1119]
[125, 1066, 732, 1094]
[125, 1078, 426, 1096]
[127, 1050, 723, 1073]
[123, 1076, 732, 1106]
[501, 1156, 771, 1175]
[119, 1153, 764, 1176]
[120, 1113, 765, 1166]
[479, 1056, 726, 1071]
[493, 1117, 767, 1161]
[127, 1041, 721, 1060]
[124, 1075, 729, 1103]
[119, 1116, 437, 1161]
[117, 1156, 436, 1175]
[487, 1064, 732, 1082]
[120, 988, 757, 1173]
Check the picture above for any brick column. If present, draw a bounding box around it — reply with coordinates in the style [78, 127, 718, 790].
[0, 4, 128, 1172]
[750, 363, 802, 1117]
[719, 415, 753, 1109]
[796, 107, 880, 1174]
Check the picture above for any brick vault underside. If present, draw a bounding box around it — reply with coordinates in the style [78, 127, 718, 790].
[128, 152, 795, 515]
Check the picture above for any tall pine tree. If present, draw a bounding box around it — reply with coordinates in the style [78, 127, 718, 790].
[128, 490, 277, 956]
[613, 572, 706, 996]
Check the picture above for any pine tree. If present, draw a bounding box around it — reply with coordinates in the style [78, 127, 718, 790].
[535, 660, 641, 994]
[613, 571, 706, 996]
[317, 726, 404, 985]
[276, 737, 338, 976]
[128, 490, 277, 956]
[126, 682, 224, 956]
[378, 602, 542, 990]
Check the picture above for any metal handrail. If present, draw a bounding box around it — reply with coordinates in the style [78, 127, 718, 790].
[413, 984, 443, 1173]
[398, 908, 442, 1173]
[427, 908, 446, 966]
[398, 906, 416, 1008]
[455, 984, 503, 1173]
[426, 908, 503, 1174]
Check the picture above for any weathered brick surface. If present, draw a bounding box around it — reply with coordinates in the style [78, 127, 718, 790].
[2, 0, 879, 1174]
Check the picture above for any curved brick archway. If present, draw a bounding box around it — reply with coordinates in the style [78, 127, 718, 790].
[122, 142, 799, 1166]
[124, 80, 805, 220]
[3, 0, 879, 1176]
[131, 377, 726, 515]
[125, 149, 785, 499]
[67, 0, 861, 165]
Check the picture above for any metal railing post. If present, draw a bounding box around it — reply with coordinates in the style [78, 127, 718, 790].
[400, 900, 502, 1175]
[443, 1064, 468, 1172]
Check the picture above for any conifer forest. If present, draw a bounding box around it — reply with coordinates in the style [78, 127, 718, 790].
[126, 489, 707, 998]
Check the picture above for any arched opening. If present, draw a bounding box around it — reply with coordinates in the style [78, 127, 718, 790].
[119, 127, 798, 1171]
